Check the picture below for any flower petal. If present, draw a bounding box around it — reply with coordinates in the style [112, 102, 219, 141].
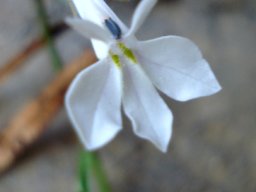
[65, 58, 122, 150]
[91, 39, 109, 59]
[66, 18, 112, 42]
[71, 0, 107, 25]
[72, 0, 127, 31]
[127, 0, 157, 36]
[122, 62, 173, 152]
[135, 36, 221, 101]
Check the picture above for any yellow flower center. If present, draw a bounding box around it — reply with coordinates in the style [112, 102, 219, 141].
[110, 42, 138, 68]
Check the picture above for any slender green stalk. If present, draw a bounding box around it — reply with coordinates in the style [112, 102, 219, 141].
[79, 151, 112, 192]
[78, 152, 91, 192]
[90, 152, 112, 192]
[34, 0, 62, 71]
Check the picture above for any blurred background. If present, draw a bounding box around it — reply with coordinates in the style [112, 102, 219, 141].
[0, 0, 256, 191]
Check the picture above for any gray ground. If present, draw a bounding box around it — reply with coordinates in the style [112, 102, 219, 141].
[0, 0, 256, 191]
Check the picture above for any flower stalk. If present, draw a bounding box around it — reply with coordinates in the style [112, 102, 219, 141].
[34, 0, 62, 71]
[79, 151, 111, 192]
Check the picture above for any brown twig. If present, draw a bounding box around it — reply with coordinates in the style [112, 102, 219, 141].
[0, 50, 96, 174]
[0, 22, 68, 83]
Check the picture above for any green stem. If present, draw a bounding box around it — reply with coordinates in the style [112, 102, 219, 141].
[34, 0, 62, 71]
[91, 152, 112, 192]
[78, 152, 90, 192]
[79, 151, 112, 192]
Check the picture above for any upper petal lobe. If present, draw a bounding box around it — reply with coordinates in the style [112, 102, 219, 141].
[66, 18, 112, 42]
[127, 0, 157, 36]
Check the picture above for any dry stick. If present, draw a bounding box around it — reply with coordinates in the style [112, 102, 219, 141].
[0, 50, 96, 174]
[0, 22, 68, 83]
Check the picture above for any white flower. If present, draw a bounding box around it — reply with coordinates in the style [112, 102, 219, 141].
[65, 0, 221, 152]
